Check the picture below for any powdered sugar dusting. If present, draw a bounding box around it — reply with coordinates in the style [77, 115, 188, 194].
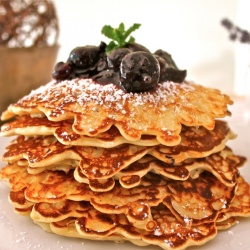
[22, 78, 194, 110]
[2, 77, 232, 144]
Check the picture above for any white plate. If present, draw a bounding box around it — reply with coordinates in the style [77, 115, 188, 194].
[1, 98, 250, 250]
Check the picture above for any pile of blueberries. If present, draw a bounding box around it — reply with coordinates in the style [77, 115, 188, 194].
[52, 42, 187, 92]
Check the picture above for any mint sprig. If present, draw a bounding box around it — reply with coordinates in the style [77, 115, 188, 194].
[101, 23, 141, 54]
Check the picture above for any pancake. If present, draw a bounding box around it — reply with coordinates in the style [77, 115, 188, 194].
[1, 115, 160, 147]
[2, 119, 234, 161]
[0, 161, 242, 229]
[116, 147, 244, 188]
[31, 200, 92, 223]
[74, 147, 243, 191]
[1, 115, 69, 137]
[13, 200, 244, 250]
[11, 174, 250, 230]
[1, 120, 236, 187]
[216, 217, 237, 230]
[1, 124, 242, 192]
[6, 172, 249, 250]
[9, 188, 33, 209]
[2, 135, 151, 173]
[1, 79, 232, 146]
[150, 120, 236, 164]
[217, 175, 250, 221]
[47, 206, 217, 250]
[2, 135, 81, 167]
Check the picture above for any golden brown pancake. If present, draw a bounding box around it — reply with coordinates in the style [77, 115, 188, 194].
[2, 125, 242, 191]
[2, 135, 80, 167]
[2, 119, 234, 164]
[11, 173, 250, 228]
[150, 120, 236, 164]
[1, 142, 249, 249]
[7, 174, 248, 249]
[216, 217, 237, 230]
[1, 79, 232, 146]
[0, 161, 241, 229]
[53, 206, 217, 250]
[6, 172, 249, 249]
[9, 188, 33, 209]
[74, 147, 243, 192]
[1, 115, 160, 147]
[1, 120, 237, 189]
[2, 135, 151, 172]
[217, 175, 250, 221]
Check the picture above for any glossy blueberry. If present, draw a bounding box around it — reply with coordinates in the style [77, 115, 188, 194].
[120, 51, 160, 92]
[93, 70, 120, 85]
[68, 45, 98, 68]
[107, 48, 131, 71]
[68, 45, 100, 68]
[154, 49, 177, 69]
[154, 51, 187, 83]
[125, 42, 151, 53]
[52, 62, 73, 80]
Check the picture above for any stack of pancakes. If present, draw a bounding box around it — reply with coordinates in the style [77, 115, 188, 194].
[1, 79, 250, 250]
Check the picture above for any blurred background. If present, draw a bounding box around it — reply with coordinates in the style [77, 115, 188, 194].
[53, 0, 250, 95]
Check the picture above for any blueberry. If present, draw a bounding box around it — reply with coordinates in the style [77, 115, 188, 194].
[92, 70, 120, 85]
[120, 51, 160, 92]
[154, 49, 177, 69]
[155, 55, 186, 83]
[63, 42, 107, 79]
[52, 62, 73, 80]
[162, 67, 187, 83]
[107, 48, 131, 71]
[68, 45, 100, 68]
[125, 42, 151, 53]
[154, 55, 168, 80]
[68, 42, 106, 68]
[154, 50, 187, 83]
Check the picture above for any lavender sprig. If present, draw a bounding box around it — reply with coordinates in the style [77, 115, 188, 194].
[221, 18, 250, 44]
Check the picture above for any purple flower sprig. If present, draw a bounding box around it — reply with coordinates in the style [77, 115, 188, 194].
[221, 18, 250, 44]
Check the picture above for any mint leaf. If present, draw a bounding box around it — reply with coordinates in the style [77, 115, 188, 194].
[101, 23, 141, 53]
[101, 25, 115, 40]
[128, 36, 135, 44]
[118, 23, 125, 33]
[123, 23, 141, 41]
[105, 41, 117, 53]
